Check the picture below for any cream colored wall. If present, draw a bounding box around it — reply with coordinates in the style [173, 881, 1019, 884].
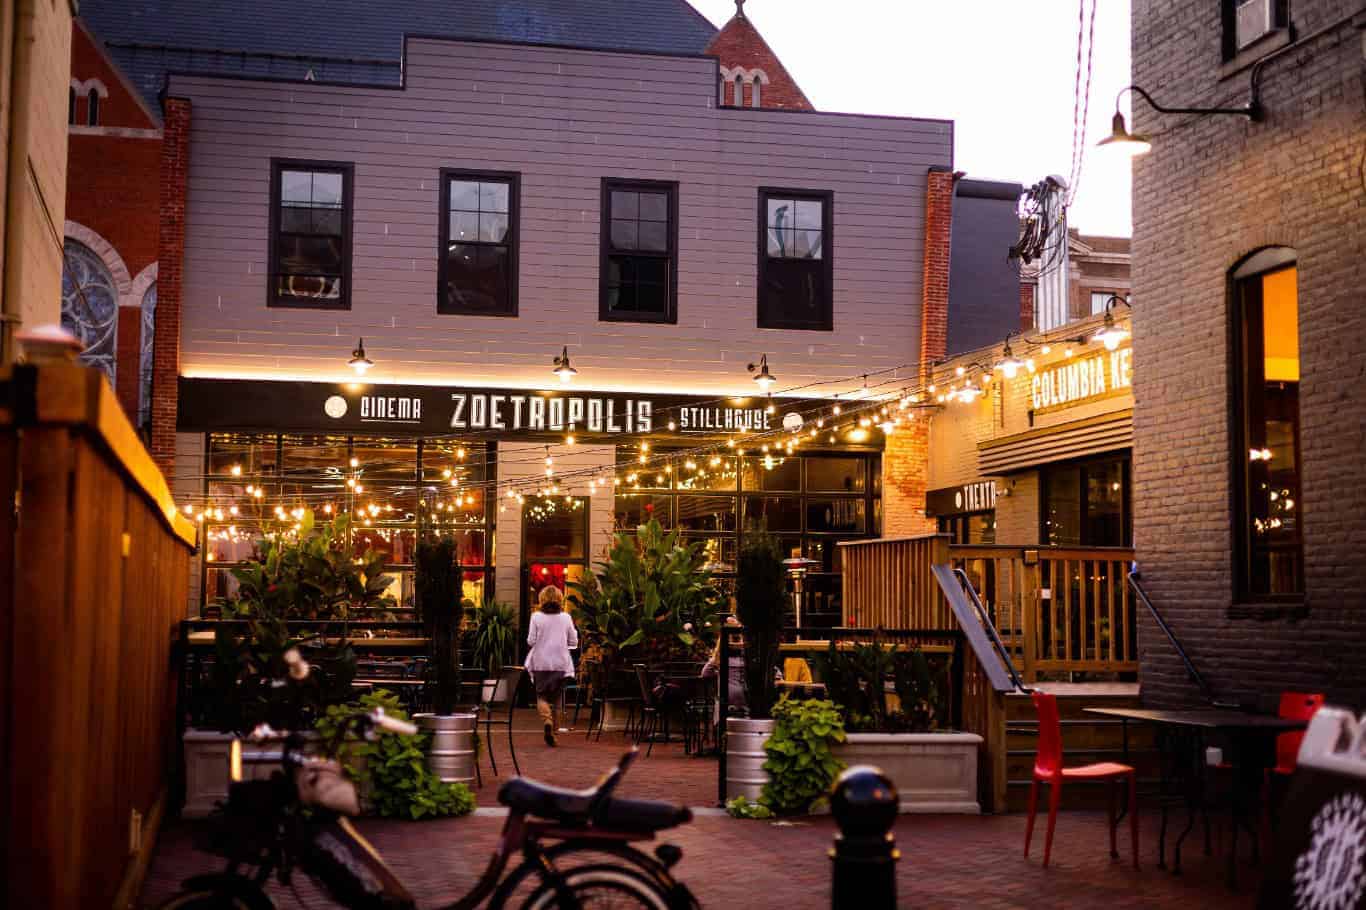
[494, 443, 614, 608]
[1, 0, 73, 361]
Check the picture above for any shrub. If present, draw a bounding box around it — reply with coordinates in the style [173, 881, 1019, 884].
[471, 600, 517, 678]
[316, 690, 475, 821]
[735, 531, 784, 719]
[416, 537, 463, 714]
[760, 697, 846, 815]
[725, 795, 773, 820]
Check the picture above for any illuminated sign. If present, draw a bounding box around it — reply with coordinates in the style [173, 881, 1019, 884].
[1030, 347, 1132, 412]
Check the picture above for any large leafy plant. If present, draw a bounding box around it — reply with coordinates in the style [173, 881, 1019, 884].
[416, 537, 463, 713]
[817, 639, 949, 733]
[208, 510, 392, 732]
[760, 697, 846, 815]
[316, 690, 476, 820]
[735, 531, 785, 719]
[471, 600, 517, 678]
[567, 520, 716, 670]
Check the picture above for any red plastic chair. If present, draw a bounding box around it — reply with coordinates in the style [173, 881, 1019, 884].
[1271, 691, 1324, 776]
[1024, 691, 1138, 869]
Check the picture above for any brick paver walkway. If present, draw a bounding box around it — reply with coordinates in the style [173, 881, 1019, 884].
[141, 713, 1260, 908]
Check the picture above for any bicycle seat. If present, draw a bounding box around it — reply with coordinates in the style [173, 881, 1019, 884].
[498, 778, 692, 833]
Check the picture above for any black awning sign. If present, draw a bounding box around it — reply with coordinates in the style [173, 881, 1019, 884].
[925, 480, 997, 517]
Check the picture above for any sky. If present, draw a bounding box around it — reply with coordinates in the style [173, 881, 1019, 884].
[688, 0, 1134, 238]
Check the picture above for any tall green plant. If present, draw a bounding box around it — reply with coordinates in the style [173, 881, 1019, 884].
[567, 519, 715, 670]
[472, 600, 517, 677]
[416, 537, 462, 714]
[735, 531, 784, 719]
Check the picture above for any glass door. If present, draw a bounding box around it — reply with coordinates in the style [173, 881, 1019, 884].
[520, 496, 589, 661]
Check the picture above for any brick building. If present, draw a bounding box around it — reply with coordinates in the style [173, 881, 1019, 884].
[1128, 1, 1366, 706]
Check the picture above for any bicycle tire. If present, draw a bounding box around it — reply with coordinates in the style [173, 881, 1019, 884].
[154, 889, 266, 910]
[518, 864, 672, 909]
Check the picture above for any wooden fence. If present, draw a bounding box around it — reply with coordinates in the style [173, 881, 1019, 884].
[840, 534, 953, 630]
[1, 365, 197, 909]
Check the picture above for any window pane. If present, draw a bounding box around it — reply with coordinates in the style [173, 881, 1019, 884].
[795, 199, 823, 229]
[795, 229, 823, 260]
[479, 213, 509, 243]
[676, 495, 736, 532]
[311, 207, 342, 236]
[205, 524, 263, 564]
[524, 497, 587, 560]
[614, 493, 672, 530]
[479, 181, 509, 213]
[209, 433, 276, 476]
[610, 191, 639, 220]
[444, 244, 509, 312]
[743, 495, 801, 532]
[279, 206, 314, 234]
[450, 211, 479, 242]
[610, 220, 638, 250]
[1083, 460, 1125, 547]
[638, 220, 668, 252]
[281, 170, 313, 203]
[277, 235, 343, 274]
[760, 259, 825, 326]
[741, 455, 800, 491]
[1042, 465, 1081, 546]
[639, 192, 668, 222]
[449, 180, 479, 212]
[676, 455, 738, 491]
[807, 498, 865, 533]
[311, 171, 343, 204]
[686, 536, 735, 573]
[803, 537, 850, 573]
[767, 227, 795, 257]
[767, 198, 793, 228]
[805, 457, 865, 492]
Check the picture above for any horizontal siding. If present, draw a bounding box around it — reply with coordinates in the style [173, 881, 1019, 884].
[171, 39, 952, 394]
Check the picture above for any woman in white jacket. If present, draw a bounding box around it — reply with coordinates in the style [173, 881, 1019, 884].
[525, 585, 578, 747]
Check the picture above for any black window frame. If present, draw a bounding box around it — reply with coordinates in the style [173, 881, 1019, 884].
[1230, 255, 1304, 604]
[757, 187, 834, 331]
[267, 158, 355, 311]
[1039, 452, 1133, 548]
[599, 177, 679, 325]
[437, 168, 520, 317]
[1220, 0, 1290, 62]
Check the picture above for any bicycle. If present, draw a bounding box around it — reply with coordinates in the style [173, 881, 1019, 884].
[158, 707, 699, 909]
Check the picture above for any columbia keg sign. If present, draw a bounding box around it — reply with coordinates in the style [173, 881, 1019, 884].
[925, 480, 997, 518]
[179, 378, 804, 441]
[1031, 346, 1132, 413]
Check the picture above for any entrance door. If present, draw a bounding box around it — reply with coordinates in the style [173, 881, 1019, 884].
[519, 496, 589, 661]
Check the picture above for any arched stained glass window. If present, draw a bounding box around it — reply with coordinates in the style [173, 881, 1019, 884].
[60, 239, 119, 381]
[138, 282, 157, 429]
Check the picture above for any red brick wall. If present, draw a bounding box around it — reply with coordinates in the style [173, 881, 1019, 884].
[68, 22, 157, 132]
[705, 14, 813, 110]
[1131, 0, 1366, 707]
[152, 98, 191, 476]
[1019, 282, 1035, 331]
[882, 167, 958, 538]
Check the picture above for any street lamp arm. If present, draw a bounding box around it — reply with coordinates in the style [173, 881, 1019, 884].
[1116, 84, 1260, 121]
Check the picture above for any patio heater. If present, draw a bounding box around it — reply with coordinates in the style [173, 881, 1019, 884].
[782, 557, 818, 629]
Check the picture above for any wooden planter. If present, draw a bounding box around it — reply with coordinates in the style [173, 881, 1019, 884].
[832, 732, 983, 814]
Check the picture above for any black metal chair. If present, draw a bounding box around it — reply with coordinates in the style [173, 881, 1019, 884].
[478, 665, 524, 778]
[633, 664, 665, 757]
[584, 665, 640, 742]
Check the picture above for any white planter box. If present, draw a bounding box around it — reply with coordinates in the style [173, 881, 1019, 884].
[832, 732, 983, 814]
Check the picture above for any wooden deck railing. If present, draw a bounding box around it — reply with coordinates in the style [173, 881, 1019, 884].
[950, 544, 1137, 682]
[840, 534, 953, 630]
[1, 365, 198, 910]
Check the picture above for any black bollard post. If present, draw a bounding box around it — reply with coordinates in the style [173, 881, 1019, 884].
[829, 765, 899, 909]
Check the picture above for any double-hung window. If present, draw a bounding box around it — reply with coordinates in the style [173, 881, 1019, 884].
[269, 160, 352, 309]
[758, 189, 833, 330]
[439, 170, 519, 316]
[600, 179, 678, 323]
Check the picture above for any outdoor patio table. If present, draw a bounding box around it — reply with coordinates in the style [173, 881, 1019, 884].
[1084, 706, 1307, 888]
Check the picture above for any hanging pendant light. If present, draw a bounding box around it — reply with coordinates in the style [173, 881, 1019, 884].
[552, 346, 578, 383]
[348, 338, 374, 375]
[996, 336, 1026, 379]
[748, 354, 776, 392]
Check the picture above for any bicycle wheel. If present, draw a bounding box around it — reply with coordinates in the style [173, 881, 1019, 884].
[155, 890, 263, 909]
[518, 864, 671, 909]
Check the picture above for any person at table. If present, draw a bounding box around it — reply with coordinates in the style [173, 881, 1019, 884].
[702, 613, 781, 714]
[526, 585, 578, 748]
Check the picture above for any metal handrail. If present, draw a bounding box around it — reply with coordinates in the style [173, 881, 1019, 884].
[952, 568, 1030, 693]
[1126, 570, 1225, 705]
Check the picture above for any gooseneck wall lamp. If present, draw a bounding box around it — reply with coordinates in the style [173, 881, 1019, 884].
[1093, 295, 1132, 351]
[1097, 84, 1262, 157]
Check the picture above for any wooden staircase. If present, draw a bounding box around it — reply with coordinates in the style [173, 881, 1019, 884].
[1005, 683, 1159, 812]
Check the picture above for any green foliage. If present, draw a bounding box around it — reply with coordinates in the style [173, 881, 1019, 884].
[760, 697, 846, 815]
[568, 519, 718, 671]
[471, 600, 517, 678]
[816, 638, 949, 733]
[316, 690, 476, 821]
[725, 795, 773, 820]
[735, 531, 785, 720]
[226, 511, 394, 621]
[416, 537, 463, 713]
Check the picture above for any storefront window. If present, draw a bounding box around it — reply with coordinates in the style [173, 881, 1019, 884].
[523, 496, 587, 561]
[1233, 254, 1303, 598]
[741, 455, 801, 491]
[676, 495, 737, 533]
[806, 456, 866, 493]
[743, 495, 801, 533]
[614, 492, 672, 529]
[1041, 454, 1131, 547]
[937, 513, 997, 545]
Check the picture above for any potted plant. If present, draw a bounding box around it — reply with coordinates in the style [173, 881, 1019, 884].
[184, 511, 392, 816]
[471, 599, 517, 699]
[724, 530, 785, 802]
[413, 537, 478, 786]
[818, 639, 983, 813]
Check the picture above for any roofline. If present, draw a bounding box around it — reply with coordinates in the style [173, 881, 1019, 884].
[76, 18, 165, 127]
[677, 0, 724, 37]
[159, 32, 957, 131]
